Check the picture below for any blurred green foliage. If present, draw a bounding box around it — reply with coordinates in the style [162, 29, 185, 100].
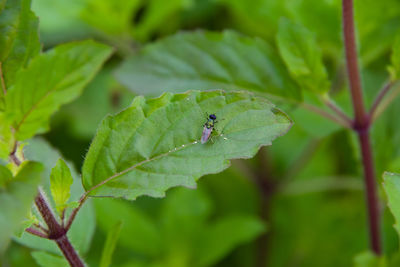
[2, 0, 400, 266]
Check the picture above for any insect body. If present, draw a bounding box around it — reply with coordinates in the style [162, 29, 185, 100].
[201, 114, 217, 144]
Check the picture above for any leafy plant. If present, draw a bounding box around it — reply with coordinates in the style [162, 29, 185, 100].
[2, 0, 400, 266]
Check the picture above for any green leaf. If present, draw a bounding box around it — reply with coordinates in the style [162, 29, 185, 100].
[0, 0, 40, 104]
[388, 34, 400, 81]
[353, 251, 386, 267]
[0, 161, 43, 253]
[115, 31, 301, 101]
[99, 221, 123, 267]
[383, 172, 400, 238]
[94, 198, 161, 256]
[82, 90, 292, 200]
[31, 251, 69, 267]
[81, 0, 141, 36]
[5, 40, 113, 140]
[0, 113, 14, 159]
[276, 18, 330, 94]
[50, 158, 73, 214]
[132, 0, 192, 42]
[195, 215, 266, 267]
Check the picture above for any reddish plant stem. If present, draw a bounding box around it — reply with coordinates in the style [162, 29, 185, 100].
[342, 0, 382, 254]
[358, 130, 381, 253]
[342, 0, 367, 127]
[25, 227, 48, 239]
[56, 235, 85, 267]
[34, 190, 85, 266]
[369, 81, 393, 120]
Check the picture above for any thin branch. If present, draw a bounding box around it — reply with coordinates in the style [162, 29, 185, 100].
[25, 227, 49, 239]
[322, 95, 353, 127]
[34, 223, 49, 234]
[370, 81, 400, 122]
[9, 141, 21, 166]
[300, 102, 352, 129]
[65, 194, 87, 232]
[0, 62, 6, 95]
[369, 81, 393, 118]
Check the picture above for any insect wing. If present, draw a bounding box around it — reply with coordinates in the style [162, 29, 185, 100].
[201, 126, 213, 144]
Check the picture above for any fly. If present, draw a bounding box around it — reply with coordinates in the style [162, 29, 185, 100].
[201, 113, 217, 144]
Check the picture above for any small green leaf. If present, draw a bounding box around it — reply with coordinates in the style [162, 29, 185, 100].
[0, 161, 43, 253]
[82, 90, 291, 200]
[50, 158, 73, 214]
[5, 40, 113, 140]
[31, 251, 69, 267]
[353, 251, 386, 267]
[115, 31, 301, 101]
[276, 18, 330, 94]
[383, 172, 400, 238]
[100, 221, 123, 267]
[0, 0, 40, 106]
[388, 34, 400, 81]
[195, 215, 266, 267]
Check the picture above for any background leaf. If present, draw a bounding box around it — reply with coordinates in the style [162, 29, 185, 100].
[0, 113, 13, 159]
[276, 18, 330, 94]
[94, 198, 161, 256]
[50, 158, 73, 214]
[0, 0, 40, 98]
[353, 251, 386, 267]
[31, 251, 69, 267]
[5, 40, 112, 140]
[0, 161, 43, 253]
[195, 215, 266, 267]
[99, 221, 123, 267]
[82, 90, 292, 199]
[388, 34, 400, 81]
[115, 31, 301, 101]
[383, 172, 400, 238]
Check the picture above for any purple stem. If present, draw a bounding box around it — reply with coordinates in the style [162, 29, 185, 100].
[342, 0, 382, 254]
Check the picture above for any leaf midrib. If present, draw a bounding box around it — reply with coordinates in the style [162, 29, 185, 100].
[87, 116, 289, 194]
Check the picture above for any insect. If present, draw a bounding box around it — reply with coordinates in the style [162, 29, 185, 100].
[201, 113, 218, 144]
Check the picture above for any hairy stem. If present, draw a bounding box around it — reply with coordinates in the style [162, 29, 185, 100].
[342, 0, 381, 254]
[34, 190, 85, 267]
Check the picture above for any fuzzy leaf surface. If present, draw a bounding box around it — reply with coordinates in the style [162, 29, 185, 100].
[82, 90, 291, 199]
[115, 31, 301, 101]
[5, 40, 112, 140]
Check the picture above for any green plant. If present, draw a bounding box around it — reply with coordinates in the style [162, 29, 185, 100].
[2, 0, 400, 266]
